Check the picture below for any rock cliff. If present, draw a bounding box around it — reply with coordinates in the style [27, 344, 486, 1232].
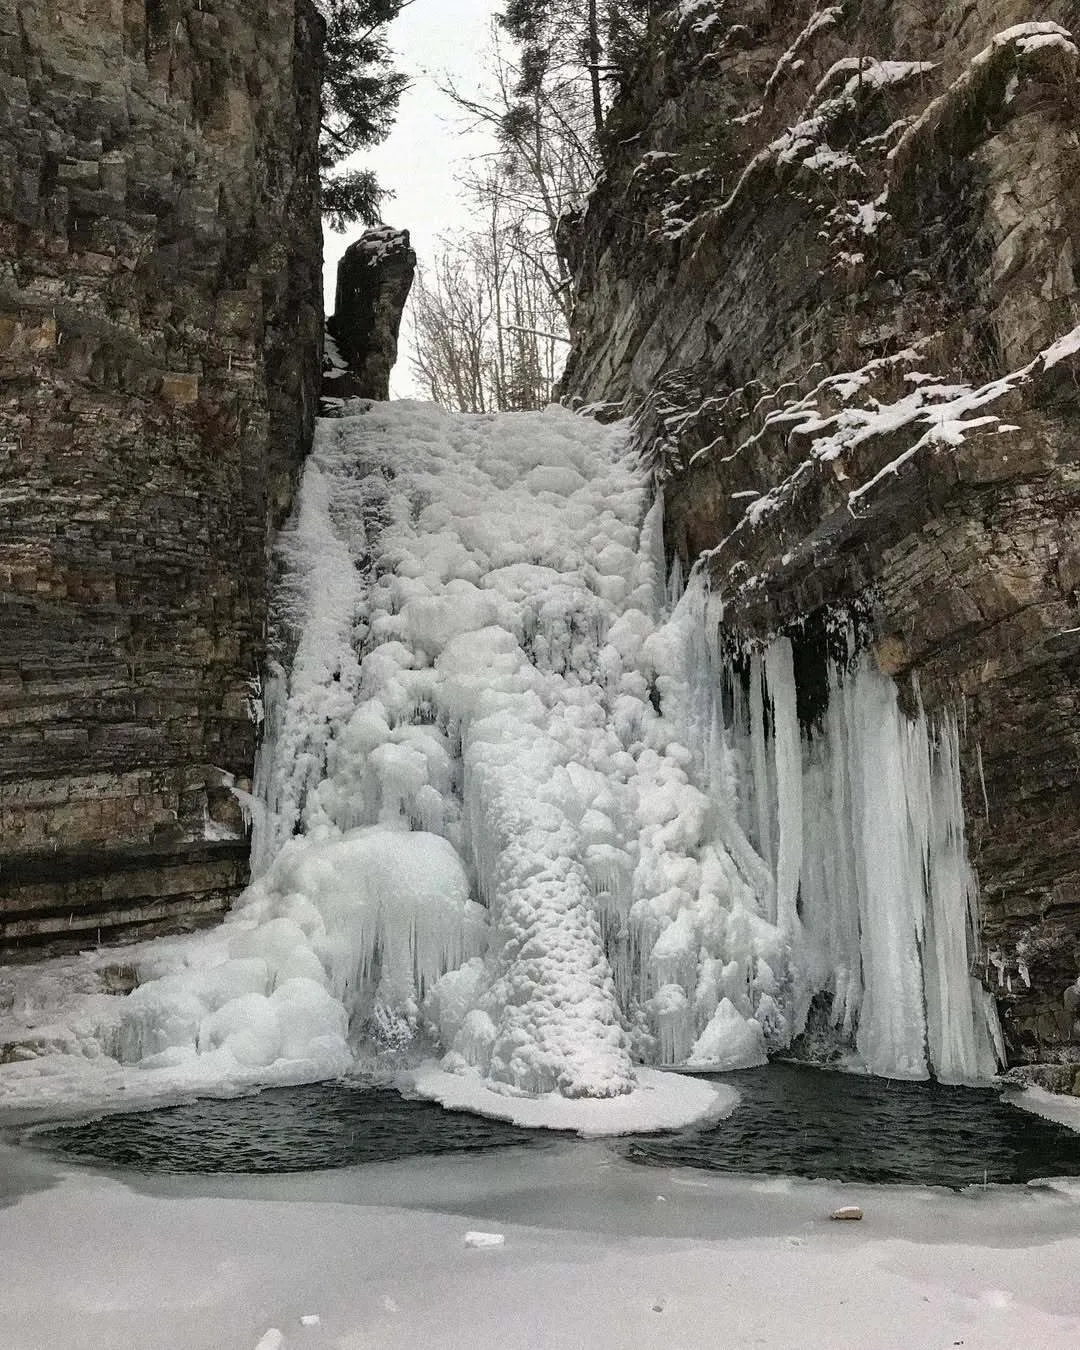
[562, 1, 1080, 1068]
[325, 225, 416, 401]
[0, 0, 324, 955]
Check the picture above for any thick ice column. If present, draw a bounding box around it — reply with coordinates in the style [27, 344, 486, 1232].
[460, 708, 634, 1099]
[923, 715, 1001, 1082]
[765, 638, 803, 934]
[846, 669, 929, 1078]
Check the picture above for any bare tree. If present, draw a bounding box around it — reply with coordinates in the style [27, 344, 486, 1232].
[409, 188, 570, 413]
[408, 9, 657, 410]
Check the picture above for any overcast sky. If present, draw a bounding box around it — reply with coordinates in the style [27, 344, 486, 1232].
[323, 0, 502, 393]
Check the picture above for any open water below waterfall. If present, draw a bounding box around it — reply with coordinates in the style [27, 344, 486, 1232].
[19, 1064, 1080, 1188]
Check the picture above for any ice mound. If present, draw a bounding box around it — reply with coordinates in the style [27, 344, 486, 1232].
[687, 998, 768, 1071]
[109, 828, 484, 1075]
[401, 1062, 738, 1136]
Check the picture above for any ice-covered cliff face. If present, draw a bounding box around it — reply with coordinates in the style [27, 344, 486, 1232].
[560, 1, 1080, 1070]
[87, 398, 997, 1105]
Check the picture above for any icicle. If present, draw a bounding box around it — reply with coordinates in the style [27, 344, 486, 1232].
[640, 492, 668, 617]
[922, 714, 1001, 1082]
[764, 638, 802, 934]
[747, 650, 775, 895]
[666, 552, 685, 610]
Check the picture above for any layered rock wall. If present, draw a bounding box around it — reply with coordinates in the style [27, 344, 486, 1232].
[563, 0, 1080, 1065]
[0, 0, 324, 956]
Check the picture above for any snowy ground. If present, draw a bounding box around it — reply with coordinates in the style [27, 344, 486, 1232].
[3, 1135, 1080, 1350]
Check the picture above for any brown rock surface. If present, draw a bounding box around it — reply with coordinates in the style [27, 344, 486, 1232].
[563, 1, 1080, 1065]
[0, 0, 324, 957]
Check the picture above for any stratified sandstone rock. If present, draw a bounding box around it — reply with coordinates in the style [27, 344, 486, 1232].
[0, 0, 324, 955]
[325, 226, 416, 400]
[563, 1, 1080, 1066]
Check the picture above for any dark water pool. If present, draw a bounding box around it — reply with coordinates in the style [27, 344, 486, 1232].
[20, 1082, 550, 1174]
[626, 1064, 1080, 1188]
[19, 1065, 1080, 1187]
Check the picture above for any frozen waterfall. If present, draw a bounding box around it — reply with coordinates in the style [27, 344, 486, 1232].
[109, 399, 1000, 1098]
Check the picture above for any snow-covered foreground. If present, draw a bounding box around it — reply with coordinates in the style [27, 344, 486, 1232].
[1, 397, 1005, 1124]
[3, 1137, 1080, 1350]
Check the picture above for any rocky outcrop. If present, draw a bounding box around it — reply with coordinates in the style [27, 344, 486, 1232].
[0, 0, 324, 956]
[563, 1, 1080, 1066]
[325, 226, 415, 400]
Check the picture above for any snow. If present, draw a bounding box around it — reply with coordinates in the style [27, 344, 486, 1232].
[889, 24, 1077, 172]
[400, 1062, 736, 1136]
[1010, 1085, 1080, 1132]
[1041, 323, 1080, 369]
[3, 1138, 1080, 1350]
[762, 6, 844, 102]
[711, 321, 1080, 540]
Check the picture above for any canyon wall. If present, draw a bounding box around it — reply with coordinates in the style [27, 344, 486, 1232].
[0, 0, 324, 956]
[562, 0, 1080, 1068]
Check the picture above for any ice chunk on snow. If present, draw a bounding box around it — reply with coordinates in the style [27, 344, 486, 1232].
[464, 1231, 506, 1248]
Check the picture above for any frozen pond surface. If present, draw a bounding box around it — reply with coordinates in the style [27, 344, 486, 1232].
[19, 1064, 1080, 1188]
[4, 1123, 1080, 1350]
[19, 1081, 552, 1173]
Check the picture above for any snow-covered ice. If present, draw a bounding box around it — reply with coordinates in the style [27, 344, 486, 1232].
[2, 1136, 1080, 1350]
[400, 1062, 736, 1135]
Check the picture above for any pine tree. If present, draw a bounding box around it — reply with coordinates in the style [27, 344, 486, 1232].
[498, 0, 653, 154]
[319, 0, 409, 231]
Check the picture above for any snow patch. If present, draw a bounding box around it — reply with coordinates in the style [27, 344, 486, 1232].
[400, 1062, 737, 1136]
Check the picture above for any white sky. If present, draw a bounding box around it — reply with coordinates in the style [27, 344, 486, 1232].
[323, 0, 502, 395]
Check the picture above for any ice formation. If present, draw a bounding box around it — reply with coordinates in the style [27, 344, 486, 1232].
[3, 399, 1001, 1111]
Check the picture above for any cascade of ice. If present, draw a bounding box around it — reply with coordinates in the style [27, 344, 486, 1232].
[235, 403, 650, 1097]
[101, 400, 999, 1097]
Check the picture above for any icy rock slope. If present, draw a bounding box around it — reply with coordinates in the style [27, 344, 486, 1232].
[0, 400, 1000, 1115]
